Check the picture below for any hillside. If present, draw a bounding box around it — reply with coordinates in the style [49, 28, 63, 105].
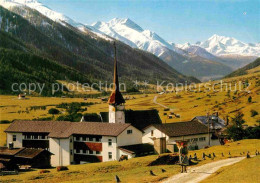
[225, 57, 260, 78]
[0, 48, 92, 96]
[0, 6, 199, 96]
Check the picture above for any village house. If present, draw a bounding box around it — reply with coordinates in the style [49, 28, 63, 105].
[192, 113, 226, 131]
[5, 120, 144, 166]
[0, 146, 52, 170]
[142, 120, 220, 153]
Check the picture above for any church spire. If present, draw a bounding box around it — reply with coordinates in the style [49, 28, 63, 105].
[108, 42, 125, 105]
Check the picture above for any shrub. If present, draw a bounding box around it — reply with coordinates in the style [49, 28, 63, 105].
[48, 108, 60, 115]
[248, 96, 252, 103]
[126, 87, 140, 93]
[56, 166, 68, 171]
[39, 170, 50, 174]
[0, 120, 11, 124]
[250, 109, 258, 117]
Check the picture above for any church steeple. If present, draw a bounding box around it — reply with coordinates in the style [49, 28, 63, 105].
[108, 42, 125, 124]
[108, 42, 125, 105]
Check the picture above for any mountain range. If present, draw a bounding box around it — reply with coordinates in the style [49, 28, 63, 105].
[0, 0, 259, 83]
[0, 1, 201, 95]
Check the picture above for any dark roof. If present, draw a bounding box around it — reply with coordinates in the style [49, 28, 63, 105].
[0, 147, 24, 156]
[150, 120, 210, 137]
[0, 147, 51, 159]
[15, 148, 47, 159]
[118, 143, 154, 154]
[100, 110, 162, 131]
[5, 121, 132, 138]
[192, 116, 225, 129]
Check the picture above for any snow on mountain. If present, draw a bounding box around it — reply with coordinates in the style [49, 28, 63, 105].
[198, 34, 260, 57]
[0, 0, 81, 26]
[91, 18, 175, 57]
[176, 42, 223, 62]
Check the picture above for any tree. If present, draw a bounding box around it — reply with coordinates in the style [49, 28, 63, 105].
[226, 125, 245, 141]
[226, 111, 246, 141]
[231, 111, 245, 127]
[48, 108, 60, 115]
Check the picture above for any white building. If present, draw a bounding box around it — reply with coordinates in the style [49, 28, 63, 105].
[5, 121, 143, 166]
[142, 121, 220, 153]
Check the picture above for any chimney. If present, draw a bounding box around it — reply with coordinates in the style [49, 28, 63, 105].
[8, 142, 14, 150]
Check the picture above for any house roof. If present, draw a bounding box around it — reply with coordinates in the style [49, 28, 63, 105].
[0, 147, 25, 156]
[5, 120, 132, 138]
[192, 115, 225, 129]
[0, 147, 51, 160]
[118, 143, 154, 154]
[99, 110, 162, 131]
[150, 120, 210, 137]
[15, 148, 47, 159]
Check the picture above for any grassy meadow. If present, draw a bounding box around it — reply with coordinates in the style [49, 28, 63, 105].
[0, 67, 259, 146]
[0, 139, 259, 183]
[202, 155, 260, 183]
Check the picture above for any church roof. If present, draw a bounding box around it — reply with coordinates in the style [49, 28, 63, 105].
[108, 42, 125, 105]
[99, 109, 162, 131]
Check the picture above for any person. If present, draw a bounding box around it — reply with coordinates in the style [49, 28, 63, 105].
[180, 154, 189, 173]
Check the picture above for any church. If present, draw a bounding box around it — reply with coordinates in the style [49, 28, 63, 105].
[4, 43, 219, 166]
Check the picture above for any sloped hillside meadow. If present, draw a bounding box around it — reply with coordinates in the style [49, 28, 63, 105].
[0, 139, 259, 183]
[0, 67, 259, 146]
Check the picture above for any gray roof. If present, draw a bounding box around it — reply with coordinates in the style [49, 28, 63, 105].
[150, 120, 210, 137]
[192, 116, 226, 130]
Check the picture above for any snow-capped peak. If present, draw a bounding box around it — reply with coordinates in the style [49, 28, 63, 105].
[199, 34, 260, 56]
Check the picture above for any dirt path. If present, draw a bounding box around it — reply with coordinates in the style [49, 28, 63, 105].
[153, 95, 169, 109]
[162, 157, 245, 183]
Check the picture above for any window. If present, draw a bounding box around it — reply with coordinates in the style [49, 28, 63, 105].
[76, 136, 80, 141]
[41, 135, 46, 139]
[199, 137, 206, 141]
[13, 135, 16, 141]
[82, 137, 86, 141]
[192, 138, 198, 142]
[89, 137, 93, 142]
[83, 149, 86, 154]
[108, 139, 112, 146]
[108, 152, 112, 159]
[70, 150, 73, 155]
[96, 151, 101, 155]
[76, 149, 80, 153]
[151, 130, 154, 136]
[127, 129, 133, 134]
[96, 138, 101, 142]
[33, 135, 38, 139]
[89, 150, 93, 155]
[70, 138, 72, 143]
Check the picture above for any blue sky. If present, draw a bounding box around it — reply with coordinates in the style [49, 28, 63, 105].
[41, 0, 260, 44]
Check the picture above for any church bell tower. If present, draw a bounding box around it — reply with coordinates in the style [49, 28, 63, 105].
[108, 42, 125, 123]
